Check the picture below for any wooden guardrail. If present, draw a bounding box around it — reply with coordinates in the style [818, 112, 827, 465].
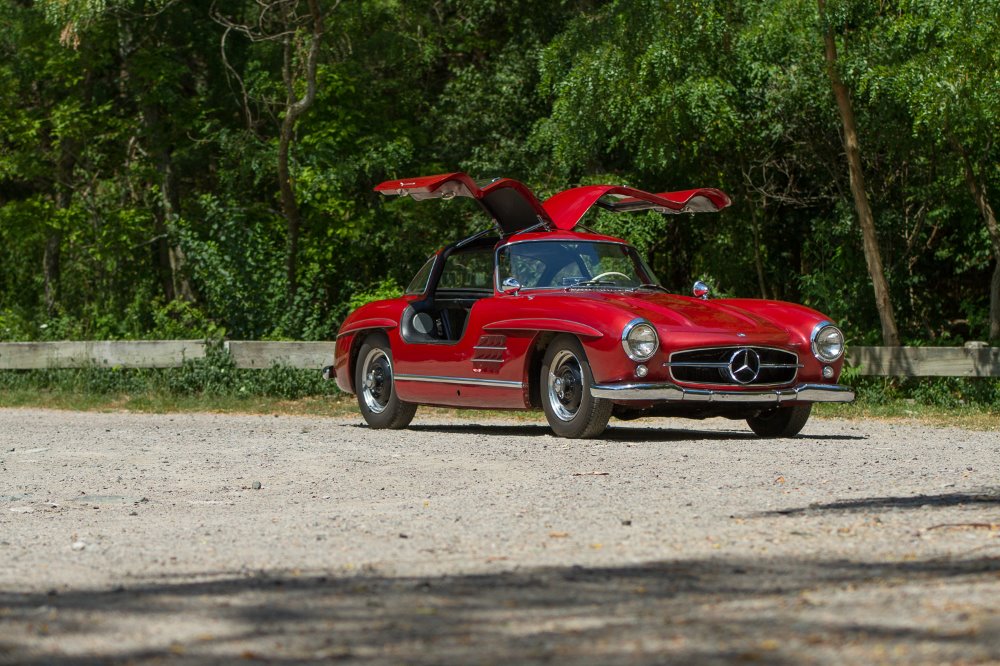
[223, 341, 336, 369]
[0, 340, 207, 369]
[0, 340, 998, 377]
[847, 344, 1000, 377]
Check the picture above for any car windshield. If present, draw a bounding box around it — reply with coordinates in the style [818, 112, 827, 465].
[497, 240, 660, 290]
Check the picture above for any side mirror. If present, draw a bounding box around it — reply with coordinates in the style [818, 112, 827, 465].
[692, 280, 710, 299]
[501, 277, 522, 295]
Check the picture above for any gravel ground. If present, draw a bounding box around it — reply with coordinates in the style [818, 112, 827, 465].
[0, 407, 998, 665]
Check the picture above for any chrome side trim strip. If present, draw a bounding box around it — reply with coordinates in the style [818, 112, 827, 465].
[473, 345, 507, 351]
[590, 382, 855, 404]
[395, 373, 523, 389]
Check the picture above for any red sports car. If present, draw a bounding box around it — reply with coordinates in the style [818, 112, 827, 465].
[328, 173, 854, 438]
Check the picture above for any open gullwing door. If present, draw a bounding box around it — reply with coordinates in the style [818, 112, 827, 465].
[374, 174, 731, 234]
[374, 172, 551, 235]
[542, 185, 731, 231]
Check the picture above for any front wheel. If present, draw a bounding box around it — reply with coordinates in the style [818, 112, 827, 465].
[540, 335, 612, 439]
[746, 404, 812, 438]
[355, 335, 416, 429]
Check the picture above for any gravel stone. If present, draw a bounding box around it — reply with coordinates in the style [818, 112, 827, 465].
[0, 407, 997, 665]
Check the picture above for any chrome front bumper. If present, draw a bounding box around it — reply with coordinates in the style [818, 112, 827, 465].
[590, 382, 855, 404]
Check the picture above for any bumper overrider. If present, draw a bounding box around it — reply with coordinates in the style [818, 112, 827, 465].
[590, 382, 855, 404]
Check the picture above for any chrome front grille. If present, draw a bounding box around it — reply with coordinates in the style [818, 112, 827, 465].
[666, 347, 800, 387]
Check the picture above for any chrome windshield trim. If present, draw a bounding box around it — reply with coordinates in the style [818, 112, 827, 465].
[590, 382, 855, 404]
[395, 373, 523, 389]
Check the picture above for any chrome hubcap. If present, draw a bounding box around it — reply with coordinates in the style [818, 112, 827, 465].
[547, 349, 583, 422]
[360, 348, 392, 414]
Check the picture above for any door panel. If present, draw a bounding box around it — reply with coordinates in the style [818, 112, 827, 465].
[393, 298, 533, 408]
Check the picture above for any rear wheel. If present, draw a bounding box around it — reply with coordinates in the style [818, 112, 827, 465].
[541, 335, 612, 439]
[355, 335, 416, 429]
[746, 404, 812, 438]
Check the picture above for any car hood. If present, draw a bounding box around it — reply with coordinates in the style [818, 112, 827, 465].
[538, 290, 794, 341]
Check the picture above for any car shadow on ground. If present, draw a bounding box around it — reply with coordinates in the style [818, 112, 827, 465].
[1, 554, 998, 665]
[395, 422, 867, 442]
[755, 488, 1000, 517]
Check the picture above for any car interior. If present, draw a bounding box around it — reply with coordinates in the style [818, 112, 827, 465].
[400, 243, 495, 344]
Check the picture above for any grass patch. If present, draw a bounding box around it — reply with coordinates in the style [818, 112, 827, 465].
[814, 402, 999, 431]
[1, 385, 996, 431]
[0, 355, 996, 430]
[0, 387, 357, 417]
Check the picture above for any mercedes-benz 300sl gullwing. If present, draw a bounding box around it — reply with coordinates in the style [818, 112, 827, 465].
[328, 172, 855, 438]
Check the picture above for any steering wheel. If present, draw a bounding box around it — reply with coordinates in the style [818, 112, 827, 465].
[589, 271, 631, 282]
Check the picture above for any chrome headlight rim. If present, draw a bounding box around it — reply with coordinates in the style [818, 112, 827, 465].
[621, 318, 659, 362]
[810, 321, 845, 362]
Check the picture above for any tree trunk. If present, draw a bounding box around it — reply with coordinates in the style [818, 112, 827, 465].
[954, 139, 1000, 341]
[158, 148, 195, 303]
[749, 202, 769, 299]
[278, 0, 324, 304]
[143, 102, 192, 304]
[44, 139, 76, 315]
[43, 232, 61, 316]
[279, 92, 302, 302]
[818, 0, 900, 346]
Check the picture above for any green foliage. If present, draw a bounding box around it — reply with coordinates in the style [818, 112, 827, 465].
[844, 375, 1000, 411]
[0, 0, 998, 350]
[348, 279, 403, 313]
[0, 346, 338, 400]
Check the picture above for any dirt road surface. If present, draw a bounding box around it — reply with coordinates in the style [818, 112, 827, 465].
[1, 408, 998, 664]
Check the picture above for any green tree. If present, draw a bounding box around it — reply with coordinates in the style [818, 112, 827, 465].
[817, 0, 900, 345]
[864, 0, 1000, 342]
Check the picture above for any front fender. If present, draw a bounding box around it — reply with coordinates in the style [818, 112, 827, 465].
[484, 318, 603, 339]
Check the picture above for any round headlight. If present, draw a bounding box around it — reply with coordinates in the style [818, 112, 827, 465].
[622, 320, 659, 362]
[811, 323, 844, 362]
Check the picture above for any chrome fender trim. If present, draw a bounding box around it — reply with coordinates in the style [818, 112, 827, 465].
[590, 382, 855, 404]
[395, 373, 523, 389]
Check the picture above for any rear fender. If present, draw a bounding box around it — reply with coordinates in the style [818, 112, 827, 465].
[341, 327, 393, 394]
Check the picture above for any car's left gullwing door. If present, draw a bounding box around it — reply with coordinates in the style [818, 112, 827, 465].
[375, 172, 552, 235]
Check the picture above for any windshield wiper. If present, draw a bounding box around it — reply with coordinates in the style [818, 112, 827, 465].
[565, 279, 619, 290]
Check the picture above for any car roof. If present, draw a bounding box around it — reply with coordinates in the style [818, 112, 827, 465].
[497, 229, 627, 246]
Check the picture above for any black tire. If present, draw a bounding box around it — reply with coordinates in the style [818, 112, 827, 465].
[354, 334, 417, 429]
[746, 404, 812, 438]
[540, 335, 612, 439]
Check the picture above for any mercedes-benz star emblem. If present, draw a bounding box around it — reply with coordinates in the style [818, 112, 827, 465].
[727, 348, 761, 384]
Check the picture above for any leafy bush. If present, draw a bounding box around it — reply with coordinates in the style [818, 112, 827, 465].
[347, 279, 403, 313]
[0, 345, 340, 400]
[842, 374, 1000, 410]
